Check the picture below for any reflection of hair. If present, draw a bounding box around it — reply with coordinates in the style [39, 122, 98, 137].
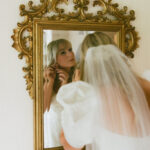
[46, 39, 75, 93]
[47, 39, 71, 66]
[80, 32, 115, 79]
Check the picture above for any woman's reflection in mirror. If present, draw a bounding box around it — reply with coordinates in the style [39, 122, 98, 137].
[43, 39, 76, 148]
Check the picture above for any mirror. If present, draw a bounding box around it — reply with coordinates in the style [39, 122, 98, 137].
[43, 29, 120, 148]
[11, 0, 139, 150]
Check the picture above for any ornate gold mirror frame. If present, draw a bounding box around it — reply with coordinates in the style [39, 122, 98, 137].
[11, 0, 139, 150]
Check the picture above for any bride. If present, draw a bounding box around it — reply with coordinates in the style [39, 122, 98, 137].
[56, 32, 150, 150]
[43, 39, 76, 148]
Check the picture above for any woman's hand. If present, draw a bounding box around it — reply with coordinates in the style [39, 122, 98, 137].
[43, 64, 57, 84]
[73, 69, 80, 82]
[43, 64, 57, 112]
[56, 69, 69, 86]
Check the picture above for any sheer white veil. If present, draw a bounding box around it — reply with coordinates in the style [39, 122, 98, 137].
[83, 44, 150, 137]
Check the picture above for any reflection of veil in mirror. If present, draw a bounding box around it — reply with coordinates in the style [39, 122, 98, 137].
[57, 32, 150, 150]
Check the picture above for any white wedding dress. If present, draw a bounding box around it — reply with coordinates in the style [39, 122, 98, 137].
[56, 81, 150, 150]
[44, 95, 63, 148]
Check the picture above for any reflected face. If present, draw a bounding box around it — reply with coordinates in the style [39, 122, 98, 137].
[56, 42, 76, 68]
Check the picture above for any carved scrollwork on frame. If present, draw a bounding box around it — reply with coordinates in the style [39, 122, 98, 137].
[12, 0, 139, 99]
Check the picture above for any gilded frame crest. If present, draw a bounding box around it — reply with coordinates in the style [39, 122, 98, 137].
[11, 0, 139, 149]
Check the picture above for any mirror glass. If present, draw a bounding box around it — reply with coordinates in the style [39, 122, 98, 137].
[43, 30, 119, 149]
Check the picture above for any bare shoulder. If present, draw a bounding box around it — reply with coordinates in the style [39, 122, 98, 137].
[137, 76, 150, 93]
[137, 76, 150, 107]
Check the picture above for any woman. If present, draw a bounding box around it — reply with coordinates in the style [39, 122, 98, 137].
[43, 39, 76, 148]
[57, 32, 150, 150]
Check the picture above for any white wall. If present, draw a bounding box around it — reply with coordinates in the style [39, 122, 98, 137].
[0, 0, 34, 150]
[114, 0, 150, 74]
[0, 0, 149, 150]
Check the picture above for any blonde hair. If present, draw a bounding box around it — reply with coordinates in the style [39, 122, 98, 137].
[47, 39, 71, 66]
[80, 32, 115, 79]
[46, 39, 75, 93]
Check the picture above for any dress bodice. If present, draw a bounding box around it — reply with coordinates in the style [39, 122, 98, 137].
[44, 95, 63, 148]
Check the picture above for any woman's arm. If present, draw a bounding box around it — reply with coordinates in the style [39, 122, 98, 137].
[56, 68, 69, 86]
[72, 69, 80, 82]
[43, 80, 54, 112]
[43, 66, 56, 112]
